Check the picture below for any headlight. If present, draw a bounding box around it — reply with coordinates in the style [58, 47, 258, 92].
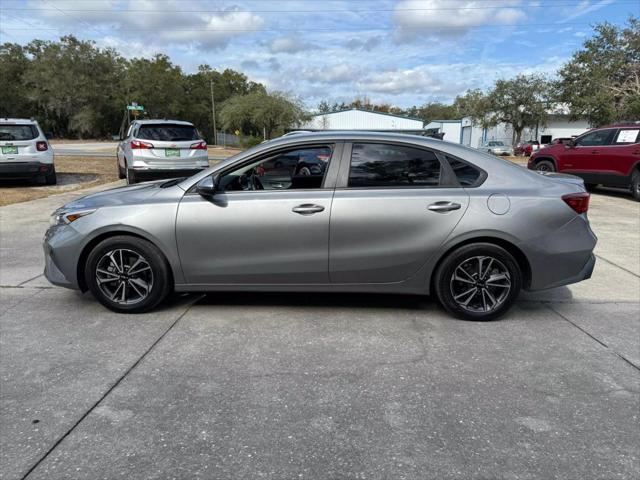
[49, 209, 96, 226]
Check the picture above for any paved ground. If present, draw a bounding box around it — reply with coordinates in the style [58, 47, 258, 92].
[0, 183, 638, 479]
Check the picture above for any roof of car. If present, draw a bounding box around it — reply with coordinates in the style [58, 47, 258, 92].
[598, 122, 640, 128]
[0, 118, 39, 124]
[132, 119, 194, 126]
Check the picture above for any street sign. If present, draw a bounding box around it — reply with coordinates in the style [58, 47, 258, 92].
[127, 105, 144, 111]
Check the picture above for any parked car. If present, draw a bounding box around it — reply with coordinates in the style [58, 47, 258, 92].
[44, 132, 597, 321]
[0, 118, 55, 184]
[528, 123, 640, 201]
[514, 140, 540, 156]
[480, 141, 514, 156]
[117, 119, 210, 184]
[550, 137, 574, 146]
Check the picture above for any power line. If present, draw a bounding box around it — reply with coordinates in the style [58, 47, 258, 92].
[1, 1, 635, 14]
[0, 21, 615, 33]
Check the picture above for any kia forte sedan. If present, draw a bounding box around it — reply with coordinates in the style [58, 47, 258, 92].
[44, 132, 597, 321]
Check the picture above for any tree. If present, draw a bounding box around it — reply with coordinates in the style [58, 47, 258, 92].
[486, 75, 552, 145]
[453, 89, 493, 127]
[414, 102, 459, 122]
[556, 16, 639, 126]
[0, 43, 34, 118]
[220, 91, 309, 139]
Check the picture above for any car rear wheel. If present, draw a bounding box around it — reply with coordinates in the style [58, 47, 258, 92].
[126, 168, 137, 184]
[85, 236, 172, 313]
[631, 170, 640, 202]
[434, 243, 522, 321]
[117, 161, 125, 179]
[534, 160, 555, 173]
[44, 166, 57, 185]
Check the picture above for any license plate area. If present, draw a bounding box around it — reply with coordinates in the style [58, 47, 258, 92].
[165, 149, 180, 157]
[1, 146, 18, 154]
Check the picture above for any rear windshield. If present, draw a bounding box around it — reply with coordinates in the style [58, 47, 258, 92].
[136, 124, 199, 142]
[0, 124, 38, 141]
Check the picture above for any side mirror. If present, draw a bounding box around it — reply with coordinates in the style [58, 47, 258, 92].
[566, 139, 576, 148]
[196, 175, 218, 197]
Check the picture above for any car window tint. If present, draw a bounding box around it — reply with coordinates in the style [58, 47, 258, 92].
[614, 129, 639, 144]
[576, 129, 616, 147]
[219, 146, 331, 192]
[446, 156, 482, 187]
[137, 124, 199, 141]
[348, 143, 441, 188]
[0, 125, 38, 141]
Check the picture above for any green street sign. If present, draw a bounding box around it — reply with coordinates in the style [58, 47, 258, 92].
[127, 105, 144, 111]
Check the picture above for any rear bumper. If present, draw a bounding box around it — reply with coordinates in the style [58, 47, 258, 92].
[131, 167, 208, 181]
[0, 161, 53, 178]
[524, 215, 597, 291]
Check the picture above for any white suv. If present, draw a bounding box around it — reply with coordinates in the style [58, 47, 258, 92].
[0, 118, 55, 184]
[117, 119, 210, 184]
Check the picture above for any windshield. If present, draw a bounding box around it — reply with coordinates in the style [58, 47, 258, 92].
[0, 124, 38, 141]
[488, 141, 504, 146]
[136, 124, 199, 142]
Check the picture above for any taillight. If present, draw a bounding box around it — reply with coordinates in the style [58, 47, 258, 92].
[36, 141, 48, 151]
[190, 140, 207, 150]
[131, 140, 154, 149]
[562, 192, 590, 214]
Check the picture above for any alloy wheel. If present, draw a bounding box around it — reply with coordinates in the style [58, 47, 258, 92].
[95, 248, 154, 305]
[449, 256, 512, 313]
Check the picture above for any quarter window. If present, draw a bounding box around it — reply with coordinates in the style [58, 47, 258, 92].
[218, 146, 332, 191]
[614, 129, 639, 145]
[575, 129, 616, 147]
[348, 143, 441, 187]
[446, 156, 482, 186]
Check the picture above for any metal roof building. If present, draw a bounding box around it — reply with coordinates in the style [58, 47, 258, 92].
[299, 108, 426, 132]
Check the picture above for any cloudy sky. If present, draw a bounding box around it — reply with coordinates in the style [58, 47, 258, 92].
[0, 0, 636, 108]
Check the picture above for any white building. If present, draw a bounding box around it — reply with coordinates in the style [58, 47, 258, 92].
[299, 108, 425, 132]
[427, 114, 591, 148]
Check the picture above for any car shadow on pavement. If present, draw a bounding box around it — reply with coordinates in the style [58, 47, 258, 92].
[590, 186, 635, 201]
[193, 291, 431, 311]
[0, 173, 99, 188]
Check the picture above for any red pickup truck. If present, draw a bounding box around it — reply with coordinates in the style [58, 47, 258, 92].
[528, 123, 640, 201]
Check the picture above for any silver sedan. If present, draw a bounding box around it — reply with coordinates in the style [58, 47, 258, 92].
[44, 132, 596, 321]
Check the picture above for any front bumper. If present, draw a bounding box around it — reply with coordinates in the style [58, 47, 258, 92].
[43, 224, 81, 290]
[0, 161, 53, 178]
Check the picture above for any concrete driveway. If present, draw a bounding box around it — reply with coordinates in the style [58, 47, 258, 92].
[1, 184, 638, 479]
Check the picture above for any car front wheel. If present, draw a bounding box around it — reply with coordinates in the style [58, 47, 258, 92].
[85, 236, 172, 313]
[434, 243, 522, 321]
[534, 159, 555, 173]
[631, 170, 640, 202]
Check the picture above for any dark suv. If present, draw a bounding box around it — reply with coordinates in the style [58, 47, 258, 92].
[528, 123, 640, 200]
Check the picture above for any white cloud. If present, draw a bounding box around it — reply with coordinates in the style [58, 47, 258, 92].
[558, 0, 616, 23]
[393, 0, 526, 40]
[268, 37, 317, 54]
[27, 0, 265, 49]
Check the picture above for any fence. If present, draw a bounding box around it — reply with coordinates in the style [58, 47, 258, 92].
[213, 131, 240, 148]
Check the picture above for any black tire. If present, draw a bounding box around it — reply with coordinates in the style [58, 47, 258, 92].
[118, 160, 125, 179]
[434, 243, 522, 321]
[126, 168, 137, 184]
[534, 159, 555, 173]
[44, 166, 57, 185]
[631, 170, 640, 202]
[85, 235, 172, 313]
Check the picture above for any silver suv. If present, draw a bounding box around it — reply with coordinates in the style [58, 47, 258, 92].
[117, 119, 209, 184]
[0, 118, 55, 184]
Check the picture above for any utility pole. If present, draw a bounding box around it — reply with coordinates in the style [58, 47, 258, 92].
[210, 78, 217, 145]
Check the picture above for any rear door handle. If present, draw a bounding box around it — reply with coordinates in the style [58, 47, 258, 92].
[428, 201, 461, 213]
[591, 150, 599, 154]
[292, 204, 325, 215]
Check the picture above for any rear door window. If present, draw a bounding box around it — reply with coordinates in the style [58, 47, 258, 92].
[348, 143, 441, 187]
[137, 124, 200, 142]
[0, 125, 38, 141]
[613, 129, 640, 145]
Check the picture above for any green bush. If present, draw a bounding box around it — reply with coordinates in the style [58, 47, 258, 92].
[240, 135, 264, 148]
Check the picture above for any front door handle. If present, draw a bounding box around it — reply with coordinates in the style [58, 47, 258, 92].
[292, 204, 325, 215]
[428, 201, 461, 213]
